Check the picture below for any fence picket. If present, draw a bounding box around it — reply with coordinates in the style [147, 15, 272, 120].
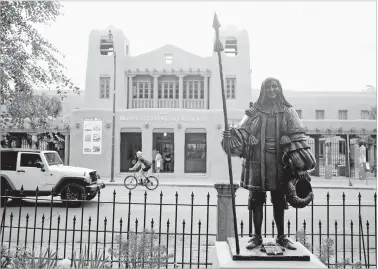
[71, 215, 76, 267]
[190, 192, 194, 268]
[25, 214, 29, 250]
[351, 220, 354, 264]
[56, 215, 60, 260]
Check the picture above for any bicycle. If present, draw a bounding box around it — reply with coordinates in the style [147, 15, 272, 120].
[124, 170, 159, 190]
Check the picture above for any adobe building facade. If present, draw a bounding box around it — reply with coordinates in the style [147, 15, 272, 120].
[69, 25, 253, 180]
[67, 25, 376, 181]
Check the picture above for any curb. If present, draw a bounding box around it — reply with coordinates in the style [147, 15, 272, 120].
[103, 182, 376, 190]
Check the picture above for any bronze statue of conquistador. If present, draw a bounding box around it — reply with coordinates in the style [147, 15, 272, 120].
[222, 77, 316, 250]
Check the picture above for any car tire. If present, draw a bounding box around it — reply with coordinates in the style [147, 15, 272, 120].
[61, 183, 86, 208]
[86, 193, 97, 201]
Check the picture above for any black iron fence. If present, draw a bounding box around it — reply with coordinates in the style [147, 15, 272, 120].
[0, 188, 376, 268]
[1, 189, 216, 268]
[237, 192, 377, 268]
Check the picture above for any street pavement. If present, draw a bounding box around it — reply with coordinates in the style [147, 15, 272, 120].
[102, 174, 377, 190]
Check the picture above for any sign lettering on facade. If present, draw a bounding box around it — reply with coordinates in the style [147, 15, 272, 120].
[120, 111, 206, 122]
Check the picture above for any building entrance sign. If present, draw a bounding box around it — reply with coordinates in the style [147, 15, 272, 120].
[120, 111, 206, 123]
[83, 117, 102, 154]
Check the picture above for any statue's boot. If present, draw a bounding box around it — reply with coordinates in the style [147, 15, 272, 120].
[276, 235, 297, 250]
[246, 234, 263, 250]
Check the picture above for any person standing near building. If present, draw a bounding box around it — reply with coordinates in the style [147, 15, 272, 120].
[164, 149, 172, 172]
[359, 142, 367, 164]
[359, 141, 369, 180]
[152, 148, 157, 172]
[155, 150, 162, 173]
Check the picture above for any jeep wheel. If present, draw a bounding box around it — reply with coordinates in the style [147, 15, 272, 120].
[61, 184, 86, 207]
[86, 193, 97, 201]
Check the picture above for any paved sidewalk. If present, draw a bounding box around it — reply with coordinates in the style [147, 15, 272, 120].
[100, 174, 377, 190]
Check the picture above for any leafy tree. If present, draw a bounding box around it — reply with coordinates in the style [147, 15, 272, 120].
[0, 1, 80, 105]
[1, 1, 76, 149]
[1, 91, 62, 130]
[0, 91, 66, 150]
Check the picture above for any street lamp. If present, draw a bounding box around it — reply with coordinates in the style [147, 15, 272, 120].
[109, 30, 116, 183]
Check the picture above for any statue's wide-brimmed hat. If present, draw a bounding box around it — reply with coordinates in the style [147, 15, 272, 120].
[286, 175, 314, 209]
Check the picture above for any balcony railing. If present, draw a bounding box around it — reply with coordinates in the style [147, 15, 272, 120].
[183, 100, 205, 109]
[130, 99, 206, 109]
[132, 99, 154, 108]
[158, 100, 179, 108]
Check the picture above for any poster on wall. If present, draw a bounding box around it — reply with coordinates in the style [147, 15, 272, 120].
[83, 117, 102, 154]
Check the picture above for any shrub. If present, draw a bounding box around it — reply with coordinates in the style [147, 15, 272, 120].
[316, 237, 335, 265]
[296, 228, 312, 251]
[71, 246, 110, 269]
[296, 229, 363, 269]
[0, 245, 109, 269]
[0, 246, 57, 269]
[109, 229, 174, 269]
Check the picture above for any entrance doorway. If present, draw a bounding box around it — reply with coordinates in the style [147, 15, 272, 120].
[120, 132, 142, 172]
[153, 131, 174, 173]
[185, 132, 206, 173]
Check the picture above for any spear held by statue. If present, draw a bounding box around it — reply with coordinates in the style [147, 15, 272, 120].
[213, 12, 240, 255]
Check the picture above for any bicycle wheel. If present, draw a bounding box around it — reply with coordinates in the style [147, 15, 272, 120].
[145, 176, 159, 190]
[124, 176, 137, 190]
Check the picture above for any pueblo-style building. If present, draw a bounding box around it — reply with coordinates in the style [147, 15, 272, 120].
[69, 25, 253, 181]
[2, 25, 376, 181]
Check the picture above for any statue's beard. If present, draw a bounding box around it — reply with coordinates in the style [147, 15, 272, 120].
[260, 94, 284, 115]
[262, 95, 279, 106]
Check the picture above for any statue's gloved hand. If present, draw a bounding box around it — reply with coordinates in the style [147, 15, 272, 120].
[221, 128, 235, 153]
[282, 153, 295, 170]
[296, 170, 311, 182]
[221, 128, 233, 140]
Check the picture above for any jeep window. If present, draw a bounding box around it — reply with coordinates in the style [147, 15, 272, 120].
[44, 152, 63, 165]
[20, 153, 42, 168]
[1, 151, 18, 171]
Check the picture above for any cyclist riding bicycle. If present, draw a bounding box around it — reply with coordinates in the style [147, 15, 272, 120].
[129, 151, 152, 184]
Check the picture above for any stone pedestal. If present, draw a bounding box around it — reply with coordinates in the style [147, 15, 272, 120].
[212, 239, 327, 268]
[214, 183, 239, 242]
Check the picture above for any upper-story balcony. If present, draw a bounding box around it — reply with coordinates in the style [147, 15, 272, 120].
[131, 99, 204, 109]
[125, 69, 210, 109]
